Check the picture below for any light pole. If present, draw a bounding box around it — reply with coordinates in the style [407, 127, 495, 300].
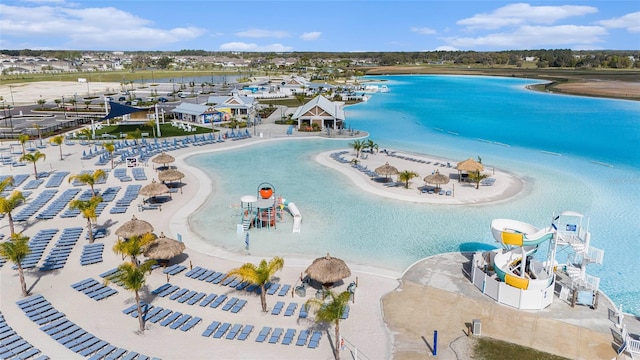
[9, 85, 15, 105]
[62, 96, 67, 119]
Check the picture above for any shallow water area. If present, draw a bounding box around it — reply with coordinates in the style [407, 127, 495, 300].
[189, 75, 640, 315]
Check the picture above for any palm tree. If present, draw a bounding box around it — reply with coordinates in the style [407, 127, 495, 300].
[103, 142, 115, 169]
[0, 233, 32, 296]
[0, 190, 26, 235]
[467, 170, 489, 189]
[225, 256, 284, 312]
[144, 119, 156, 138]
[306, 290, 351, 360]
[78, 127, 92, 141]
[68, 169, 106, 196]
[108, 260, 155, 333]
[32, 124, 43, 147]
[365, 139, 378, 154]
[19, 151, 46, 178]
[398, 170, 419, 189]
[49, 135, 65, 160]
[0, 176, 14, 193]
[69, 196, 103, 243]
[112, 232, 156, 266]
[349, 140, 364, 158]
[17, 134, 30, 155]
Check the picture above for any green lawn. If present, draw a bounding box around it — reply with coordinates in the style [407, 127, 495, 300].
[474, 337, 570, 360]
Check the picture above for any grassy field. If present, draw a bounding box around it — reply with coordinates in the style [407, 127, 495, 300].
[0, 69, 258, 85]
[474, 337, 570, 360]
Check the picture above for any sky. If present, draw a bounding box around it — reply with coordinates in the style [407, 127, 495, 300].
[0, 0, 638, 52]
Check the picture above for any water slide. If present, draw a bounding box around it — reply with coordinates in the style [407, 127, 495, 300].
[490, 219, 555, 290]
[280, 198, 302, 233]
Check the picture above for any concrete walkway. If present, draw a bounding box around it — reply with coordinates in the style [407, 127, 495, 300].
[382, 252, 640, 359]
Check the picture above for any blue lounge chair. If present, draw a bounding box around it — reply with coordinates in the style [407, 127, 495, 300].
[177, 290, 197, 303]
[282, 329, 296, 345]
[268, 328, 283, 344]
[284, 302, 298, 317]
[209, 294, 227, 308]
[169, 288, 188, 301]
[237, 325, 254, 341]
[87, 344, 116, 360]
[266, 283, 280, 295]
[255, 326, 271, 343]
[199, 293, 217, 307]
[187, 292, 206, 305]
[201, 321, 220, 337]
[299, 304, 309, 318]
[151, 283, 171, 295]
[271, 301, 284, 315]
[225, 324, 242, 340]
[213, 323, 231, 339]
[231, 299, 247, 313]
[149, 309, 171, 324]
[221, 297, 239, 311]
[160, 312, 182, 327]
[295, 330, 310, 346]
[308, 331, 322, 349]
[169, 314, 191, 330]
[278, 284, 291, 296]
[180, 316, 201, 332]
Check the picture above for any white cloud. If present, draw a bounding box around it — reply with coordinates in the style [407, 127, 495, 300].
[599, 11, 640, 33]
[234, 28, 289, 38]
[411, 27, 437, 35]
[300, 32, 321, 41]
[0, 4, 206, 50]
[219, 42, 293, 52]
[434, 45, 459, 51]
[445, 25, 608, 49]
[458, 3, 598, 30]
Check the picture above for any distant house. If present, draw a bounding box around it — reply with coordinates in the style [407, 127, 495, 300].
[205, 94, 257, 117]
[292, 95, 345, 130]
[171, 102, 228, 124]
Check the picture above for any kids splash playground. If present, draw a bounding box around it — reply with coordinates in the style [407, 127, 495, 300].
[471, 211, 604, 310]
[238, 182, 302, 233]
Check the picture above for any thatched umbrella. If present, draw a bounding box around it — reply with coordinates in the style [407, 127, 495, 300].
[139, 179, 171, 200]
[457, 158, 484, 182]
[158, 169, 185, 194]
[115, 215, 154, 238]
[158, 169, 185, 182]
[423, 172, 450, 191]
[152, 152, 175, 168]
[305, 253, 351, 287]
[143, 232, 185, 261]
[375, 162, 399, 182]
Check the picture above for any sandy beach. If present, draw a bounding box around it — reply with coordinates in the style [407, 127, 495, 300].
[1, 81, 639, 360]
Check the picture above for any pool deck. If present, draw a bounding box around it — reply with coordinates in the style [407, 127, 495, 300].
[384, 252, 640, 359]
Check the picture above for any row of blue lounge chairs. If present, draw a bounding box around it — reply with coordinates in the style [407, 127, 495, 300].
[35, 188, 81, 220]
[39, 227, 83, 271]
[150, 283, 248, 313]
[44, 171, 70, 188]
[0, 311, 46, 360]
[17, 295, 156, 360]
[15, 228, 58, 269]
[109, 184, 141, 214]
[71, 278, 118, 301]
[123, 302, 202, 332]
[14, 189, 57, 222]
[80, 243, 104, 266]
[184, 265, 292, 296]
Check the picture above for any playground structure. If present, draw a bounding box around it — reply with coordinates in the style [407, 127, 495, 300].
[471, 211, 604, 310]
[238, 182, 302, 233]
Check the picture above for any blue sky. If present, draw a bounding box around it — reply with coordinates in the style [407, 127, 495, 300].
[1, 1, 638, 52]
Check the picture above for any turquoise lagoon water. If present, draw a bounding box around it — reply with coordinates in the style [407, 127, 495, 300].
[188, 75, 640, 315]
